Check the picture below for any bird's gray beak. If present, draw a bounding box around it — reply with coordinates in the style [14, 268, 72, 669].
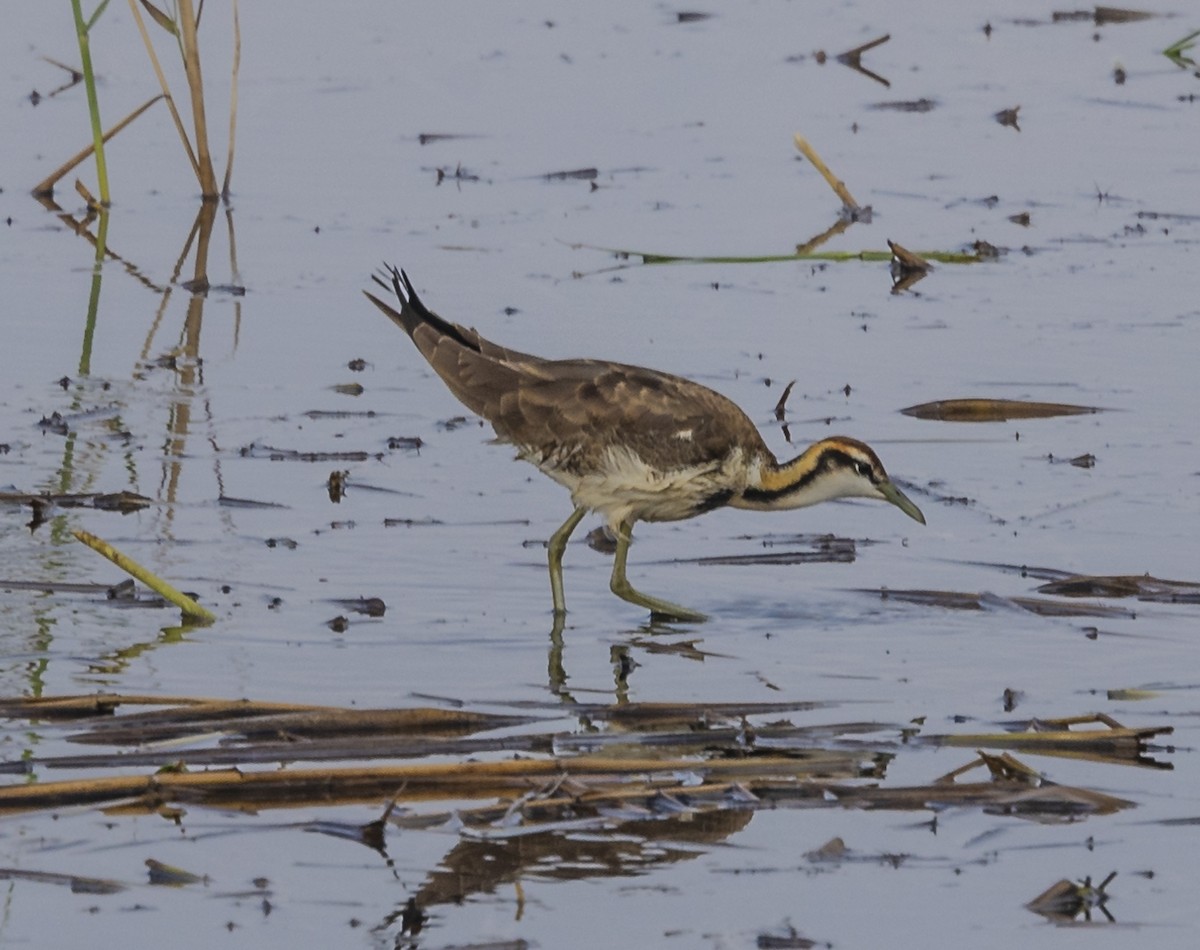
[879, 481, 926, 525]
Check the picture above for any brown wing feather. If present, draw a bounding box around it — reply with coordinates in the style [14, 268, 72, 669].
[502, 362, 773, 473]
[367, 265, 775, 472]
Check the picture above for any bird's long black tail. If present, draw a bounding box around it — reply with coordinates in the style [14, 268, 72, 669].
[364, 264, 477, 349]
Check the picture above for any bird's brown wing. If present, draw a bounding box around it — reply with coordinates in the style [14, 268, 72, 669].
[493, 360, 773, 473]
[366, 267, 771, 471]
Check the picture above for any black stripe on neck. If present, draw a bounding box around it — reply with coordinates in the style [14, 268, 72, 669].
[739, 447, 862, 505]
[692, 488, 734, 515]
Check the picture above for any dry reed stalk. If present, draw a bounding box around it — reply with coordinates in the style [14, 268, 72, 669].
[222, 0, 241, 199]
[793, 133, 862, 212]
[126, 0, 233, 198]
[32, 96, 164, 197]
[176, 0, 218, 197]
[127, 0, 202, 181]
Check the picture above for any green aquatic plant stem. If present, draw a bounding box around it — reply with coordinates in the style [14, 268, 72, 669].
[70, 0, 112, 206]
[73, 528, 217, 623]
[606, 247, 984, 266]
[1162, 28, 1199, 68]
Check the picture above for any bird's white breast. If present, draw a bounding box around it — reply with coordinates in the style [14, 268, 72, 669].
[527, 444, 748, 528]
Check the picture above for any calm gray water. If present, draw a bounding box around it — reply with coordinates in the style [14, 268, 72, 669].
[1, 2, 1198, 947]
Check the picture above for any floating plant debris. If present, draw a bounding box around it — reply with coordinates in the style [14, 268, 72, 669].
[899, 398, 1104, 422]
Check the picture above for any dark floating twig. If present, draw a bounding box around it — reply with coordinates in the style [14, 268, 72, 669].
[0, 866, 124, 895]
[218, 495, 289, 509]
[41, 54, 84, 84]
[869, 98, 937, 113]
[433, 163, 482, 185]
[861, 587, 1135, 618]
[0, 578, 135, 596]
[773, 380, 796, 422]
[756, 924, 818, 949]
[1036, 573, 1200, 603]
[835, 33, 891, 87]
[331, 597, 387, 618]
[0, 490, 152, 514]
[994, 105, 1021, 131]
[541, 167, 598, 181]
[418, 132, 485, 145]
[239, 443, 374, 462]
[303, 410, 377, 419]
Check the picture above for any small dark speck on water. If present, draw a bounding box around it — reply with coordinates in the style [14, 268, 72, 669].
[994, 106, 1021, 131]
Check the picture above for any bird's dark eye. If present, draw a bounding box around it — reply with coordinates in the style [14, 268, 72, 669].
[854, 461, 868, 477]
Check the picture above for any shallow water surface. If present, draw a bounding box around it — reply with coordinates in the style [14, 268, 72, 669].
[1, 2, 1198, 948]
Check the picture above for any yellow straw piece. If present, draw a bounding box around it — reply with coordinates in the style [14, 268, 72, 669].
[793, 133, 861, 212]
[72, 528, 216, 623]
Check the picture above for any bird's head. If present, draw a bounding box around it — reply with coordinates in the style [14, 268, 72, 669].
[738, 436, 926, 524]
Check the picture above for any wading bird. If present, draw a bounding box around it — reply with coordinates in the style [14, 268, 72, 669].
[365, 266, 925, 621]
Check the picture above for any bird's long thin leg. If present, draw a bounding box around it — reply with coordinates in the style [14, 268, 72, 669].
[609, 520, 708, 622]
[547, 506, 587, 615]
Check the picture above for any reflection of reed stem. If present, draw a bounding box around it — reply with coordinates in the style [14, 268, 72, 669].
[78, 208, 110, 377]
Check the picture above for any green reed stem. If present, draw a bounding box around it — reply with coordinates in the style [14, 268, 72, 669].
[70, 0, 111, 206]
